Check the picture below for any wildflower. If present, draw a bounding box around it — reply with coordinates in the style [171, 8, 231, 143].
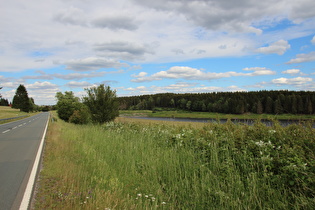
[137, 193, 142, 197]
[268, 130, 276, 134]
[255, 141, 264, 147]
[161, 202, 166, 205]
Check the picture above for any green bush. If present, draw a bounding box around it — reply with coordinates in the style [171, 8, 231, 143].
[69, 104, 91, 124]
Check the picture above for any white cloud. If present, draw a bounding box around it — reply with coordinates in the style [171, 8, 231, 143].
[287, 51, 315, 64]
[312, 35, 315, 44]
[25, 81, 60, 105]
[271, 77, 312, 86]
[256, 40, 290, 55]
[242, 67, 276, 76]
[122, 82, 246, 95]
[66, 81, 92, 88]
[131, 66, 276, 83]
[281, 69, 300, 74]
[26, 81, 59, 90]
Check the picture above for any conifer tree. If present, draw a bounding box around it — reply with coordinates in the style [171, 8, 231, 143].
[12, 84, 31, 112]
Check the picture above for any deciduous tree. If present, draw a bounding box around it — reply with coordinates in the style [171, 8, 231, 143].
[83, 85, 119, 124]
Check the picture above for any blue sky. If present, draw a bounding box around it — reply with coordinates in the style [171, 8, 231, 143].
[1, 0, 315, 105]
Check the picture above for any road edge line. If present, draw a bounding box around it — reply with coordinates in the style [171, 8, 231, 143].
[19, 113, 50, 210]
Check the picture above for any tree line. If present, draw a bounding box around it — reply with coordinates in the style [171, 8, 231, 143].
[118, 90, 315, 115]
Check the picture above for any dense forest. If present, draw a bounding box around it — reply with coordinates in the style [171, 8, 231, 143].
[118, 90, 315, 115]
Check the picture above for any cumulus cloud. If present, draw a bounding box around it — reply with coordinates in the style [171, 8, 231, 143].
[25, 81, 60, 105]
[271, 77, 312, 86]
[281, 69, 300, 74]
[132, 0, 266, 34]
[63, 57, 128, 71]
[26, 81, 59, 90]
[256, 40, 290, 55]
[312, 35, 315, 44]
[131, 66, 276, 82]
[123, 82, 246, 95]
[66, 81, 92, 88]
[242, 67, 276, 76]
[286, 51, 315, 64]
[133, 0, 315, 34]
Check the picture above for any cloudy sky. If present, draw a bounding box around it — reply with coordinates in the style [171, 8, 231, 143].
[1, 0, 315, 105]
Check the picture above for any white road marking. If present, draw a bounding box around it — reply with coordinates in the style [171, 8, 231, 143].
[13, 126, 17, 129]
[2, 129, 10, 134]
[19, 114, 50, 210]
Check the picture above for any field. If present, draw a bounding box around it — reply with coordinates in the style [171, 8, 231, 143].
[119, 109, 315, 120]
[34, 113, 315, 209]
[0, 106, 35, 124]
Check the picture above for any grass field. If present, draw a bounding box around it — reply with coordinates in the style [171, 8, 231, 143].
[0, 106, 35, 124]
[34, 113, 315, 209]
[119, 110, 315, 120]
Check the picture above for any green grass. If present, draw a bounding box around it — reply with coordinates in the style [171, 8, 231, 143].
[120, 109, 315, 120]
[0, 106, 35, 124]
[35, 113, 315, 209]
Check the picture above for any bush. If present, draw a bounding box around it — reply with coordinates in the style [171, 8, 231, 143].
[69, 105, 91, 124]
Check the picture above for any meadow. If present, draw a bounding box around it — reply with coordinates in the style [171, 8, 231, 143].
[119, 109, 315, 120]
[34, 114, 315, 209]
[0, 106, 35, 124]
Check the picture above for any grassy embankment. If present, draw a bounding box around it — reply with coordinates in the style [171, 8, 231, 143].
[119, 109, 315, 120]
[35, 112, 315, 209]
[0, 106, 35, 124]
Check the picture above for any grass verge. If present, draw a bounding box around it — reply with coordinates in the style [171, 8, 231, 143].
[35, 113, 315, 209]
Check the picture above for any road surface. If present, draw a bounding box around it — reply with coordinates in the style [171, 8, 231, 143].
[0, 112, 49, 210]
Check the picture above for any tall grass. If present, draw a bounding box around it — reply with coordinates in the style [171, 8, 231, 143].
[35, 116, 315, 209]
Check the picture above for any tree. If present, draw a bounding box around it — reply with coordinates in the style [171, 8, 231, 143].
[256, 100, 263, 114]
[264, 96, 273, 114]
[12, 84, 31, 112]
[55, 91, 81, 122]
[83, 85, 119, 124]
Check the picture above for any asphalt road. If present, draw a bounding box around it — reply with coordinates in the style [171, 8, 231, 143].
[0, 112, 49, 210]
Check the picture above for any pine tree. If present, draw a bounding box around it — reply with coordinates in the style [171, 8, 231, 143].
[256, 100, 263, 114]
[12, 84, 31, 112]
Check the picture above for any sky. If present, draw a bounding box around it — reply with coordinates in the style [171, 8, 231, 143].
[1, 0, 315, 105]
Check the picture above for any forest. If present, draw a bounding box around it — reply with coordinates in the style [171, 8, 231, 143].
[118, 90, 315, 115]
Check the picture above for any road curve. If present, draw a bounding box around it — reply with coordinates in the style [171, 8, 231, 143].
[0, 112, 49, 210]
